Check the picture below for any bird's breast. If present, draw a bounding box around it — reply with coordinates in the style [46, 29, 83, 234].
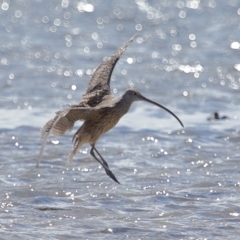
[84, 104, 129, 143]
[101, 113, 121, 133]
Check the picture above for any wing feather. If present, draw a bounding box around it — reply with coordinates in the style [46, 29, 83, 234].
[80, 33, 137, 107]
[37, 106, 97, 166]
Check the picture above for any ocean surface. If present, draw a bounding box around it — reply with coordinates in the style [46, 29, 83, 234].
[1, 0, 240, 239]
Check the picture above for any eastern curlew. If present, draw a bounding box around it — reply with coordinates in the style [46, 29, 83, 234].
[37, 34, 184, 184]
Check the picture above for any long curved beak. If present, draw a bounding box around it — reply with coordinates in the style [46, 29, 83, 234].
[140, 95, 184, 128]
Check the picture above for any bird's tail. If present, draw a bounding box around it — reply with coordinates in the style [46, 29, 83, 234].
[67, 132, 89, 165]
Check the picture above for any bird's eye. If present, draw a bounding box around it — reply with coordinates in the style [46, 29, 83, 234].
[133, 92, 137, 95]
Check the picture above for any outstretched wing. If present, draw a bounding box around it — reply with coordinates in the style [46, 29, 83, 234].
[80, 33, 137, 107]
[37, 106, 99, 166]
[41, 107, 94, 138]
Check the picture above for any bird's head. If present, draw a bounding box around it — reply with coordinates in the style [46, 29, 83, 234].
[122, 88, 184, 128]
[123, 89, 145, 102]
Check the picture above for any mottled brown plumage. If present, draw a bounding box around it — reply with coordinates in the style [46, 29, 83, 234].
[37, 34, 184, 184]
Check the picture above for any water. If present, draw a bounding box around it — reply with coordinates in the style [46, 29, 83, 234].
[1, 0, 240, 239]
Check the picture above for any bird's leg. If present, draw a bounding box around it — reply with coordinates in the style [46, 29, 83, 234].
[91, 145, 109, 168]
[90, 145, 120, 184]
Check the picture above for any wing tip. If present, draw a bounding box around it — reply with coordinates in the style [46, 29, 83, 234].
[122, 32, 138, 51]
[130, 32, 138, 42]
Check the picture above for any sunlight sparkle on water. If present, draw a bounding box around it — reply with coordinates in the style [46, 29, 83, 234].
[127, 57, 134, 64]
[51, 140, 59, 145]
[77, 3, 94, 13]
[71, 85, 77, 90]
[1, 2, 9, 11]
[230, 42, 240, 49]
[189, 34, 196, 40]
[230, 213, 239, 217]
[234, 64, 240, 71]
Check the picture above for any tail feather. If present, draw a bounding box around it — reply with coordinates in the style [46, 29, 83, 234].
[67, 138, 80, 165]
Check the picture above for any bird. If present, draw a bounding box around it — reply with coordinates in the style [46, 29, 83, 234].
[207, 112, 229, 121]
[37, 33, 184, 184]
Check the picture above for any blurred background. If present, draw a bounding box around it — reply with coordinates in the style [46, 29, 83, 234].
[1, 0, 240, 239]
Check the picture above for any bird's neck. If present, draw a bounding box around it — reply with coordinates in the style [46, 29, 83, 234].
[117, 97, 133, 116]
